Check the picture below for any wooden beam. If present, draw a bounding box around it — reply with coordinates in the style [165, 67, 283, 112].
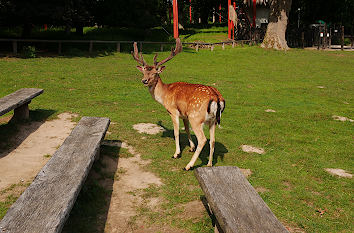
[195, 166, 289, 233]
[0, 88, 43, 118]
[0, 117, 110, 233]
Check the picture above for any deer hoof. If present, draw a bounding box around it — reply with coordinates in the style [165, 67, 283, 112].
[207, 163, 212, 167]
[172, 154, 181, 159]
[189, 148, 196, 152]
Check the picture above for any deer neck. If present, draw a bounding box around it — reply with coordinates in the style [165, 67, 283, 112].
[148, 76, 167, 105]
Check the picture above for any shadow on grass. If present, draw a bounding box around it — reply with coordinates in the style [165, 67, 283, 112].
[62, 140, 121, 233]
[158, 121, 228, 168]
[0, 109, 56, 158]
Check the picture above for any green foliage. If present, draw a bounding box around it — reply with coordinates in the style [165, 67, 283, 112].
[21, 46, 36, 58]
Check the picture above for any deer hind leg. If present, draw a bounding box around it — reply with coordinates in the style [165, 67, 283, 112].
[183, 119, 196, 152]
[171, 114, 181, 158]
[184, 120, 206, 171]
[207, 121, 216, 167]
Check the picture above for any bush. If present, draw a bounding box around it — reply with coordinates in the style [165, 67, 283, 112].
[21, 46, 36, 58]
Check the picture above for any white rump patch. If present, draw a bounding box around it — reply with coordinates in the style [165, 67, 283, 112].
[325, 168, 352, 178]
[332, 115, 354, 122]
[133, 123, 165, 135]
[205, 101, 218, 123]
[241, 145, 265, 155]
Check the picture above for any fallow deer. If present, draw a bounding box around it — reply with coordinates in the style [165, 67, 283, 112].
[132, 38, 225, 170]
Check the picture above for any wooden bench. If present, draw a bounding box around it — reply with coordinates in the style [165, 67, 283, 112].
[0, 116, 110, 233]
[0, 88, 44, 121]
[195, 166, 289, 233]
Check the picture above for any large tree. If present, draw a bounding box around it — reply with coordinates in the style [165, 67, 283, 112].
[261, 0, 292, 50]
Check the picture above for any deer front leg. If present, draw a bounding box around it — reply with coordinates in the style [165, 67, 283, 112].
[183, 119, 195, 152]
[184, 121, 206, 170]
[171, 114, 181, 158]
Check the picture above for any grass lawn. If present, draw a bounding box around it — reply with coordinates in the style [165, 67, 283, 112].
[0, 44, 353, 232]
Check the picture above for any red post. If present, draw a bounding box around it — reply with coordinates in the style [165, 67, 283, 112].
[189, 0, 192, 24]
[173, 0, 179, 38]
[252, 0, 256, 27]
[219, 3, 222, 23]
[228, 0, 231, 39]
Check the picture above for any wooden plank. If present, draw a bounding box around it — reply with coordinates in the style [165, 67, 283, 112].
[0, 88, 43, 117]
[0, 117, 110, 233]
[195, 166, 289, 233]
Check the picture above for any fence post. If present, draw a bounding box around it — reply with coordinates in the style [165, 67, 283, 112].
[89, 41, 93, 53]
[241, 41, 244, 47]
[301, 31, 305, 49]
[222, 43, 225, 50]
[58, 42, 62, 54]
[12, 41, 17, 54]
[317, 28, 320, 50]
[211, 44, 214, 51]
[341, 26, 344, 51]
[329, 28, 332, 48]
[196, 43, 199, 52]
[116, 42, 120, 53]
[232, 42, 235, 48]
[160, 44, 163, 52]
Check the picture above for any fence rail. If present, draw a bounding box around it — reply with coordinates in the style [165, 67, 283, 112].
[0, 38, 255, 54]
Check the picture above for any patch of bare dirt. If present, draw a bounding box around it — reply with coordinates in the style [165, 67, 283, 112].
[282, 181, 293, 191]
[0, 113, 77, 190]
[284, 224, 305, 233]
[325, 168, 352, 178]
[133, 123, 165, 135]
[332, 115, 354, 122]
[240, 168, 252, 178]
[240, 145, 265, 155]
[255, 187, 269, 193]
[0, 115, 12, 124]
[178, 200, 206, 223]
[265, 109, 276, 112]
[102, 141, 165, 233]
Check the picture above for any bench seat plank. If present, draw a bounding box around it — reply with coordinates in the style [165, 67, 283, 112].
[195, 166, 288, 233]
[0, 88, 43, 116]
[0, 117, 110, 233]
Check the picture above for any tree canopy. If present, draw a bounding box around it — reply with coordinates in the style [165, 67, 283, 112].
[0, 0, 353, 37]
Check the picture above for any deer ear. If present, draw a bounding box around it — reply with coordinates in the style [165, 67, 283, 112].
[136, 66, 144, 72]
[157, 66, 166, 73]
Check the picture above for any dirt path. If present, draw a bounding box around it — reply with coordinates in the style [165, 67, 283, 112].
[101, 140, 165, 233]
[0, 113, 77, 190]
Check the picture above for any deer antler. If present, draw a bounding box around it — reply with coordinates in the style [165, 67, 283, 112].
[131, 42, 146, 66]
[155, 38, 182, 68]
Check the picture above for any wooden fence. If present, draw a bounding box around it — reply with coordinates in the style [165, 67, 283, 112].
[0, 38, 255, 54]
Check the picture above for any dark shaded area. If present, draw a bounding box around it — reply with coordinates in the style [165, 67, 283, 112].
[158, 121, 228, 168]
[0, 109, 56, 158]
[200, 195, 224, 233]
[62, 140, 121, 233]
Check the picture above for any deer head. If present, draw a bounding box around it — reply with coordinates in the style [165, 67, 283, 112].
[132, 38, 182, 87]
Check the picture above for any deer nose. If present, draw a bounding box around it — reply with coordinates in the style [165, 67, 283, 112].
[142, 79, 148, 84]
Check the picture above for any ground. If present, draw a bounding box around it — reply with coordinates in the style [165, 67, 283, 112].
[0, 115, 208, 232]
[0, 45, 353, 232]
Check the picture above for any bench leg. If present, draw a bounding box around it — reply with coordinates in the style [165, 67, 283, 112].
[13, 102, 30, 121]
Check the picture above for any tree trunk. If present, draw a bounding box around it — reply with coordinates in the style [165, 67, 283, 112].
[261, 0, 292, 50]
[76, 25, 84, 36]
